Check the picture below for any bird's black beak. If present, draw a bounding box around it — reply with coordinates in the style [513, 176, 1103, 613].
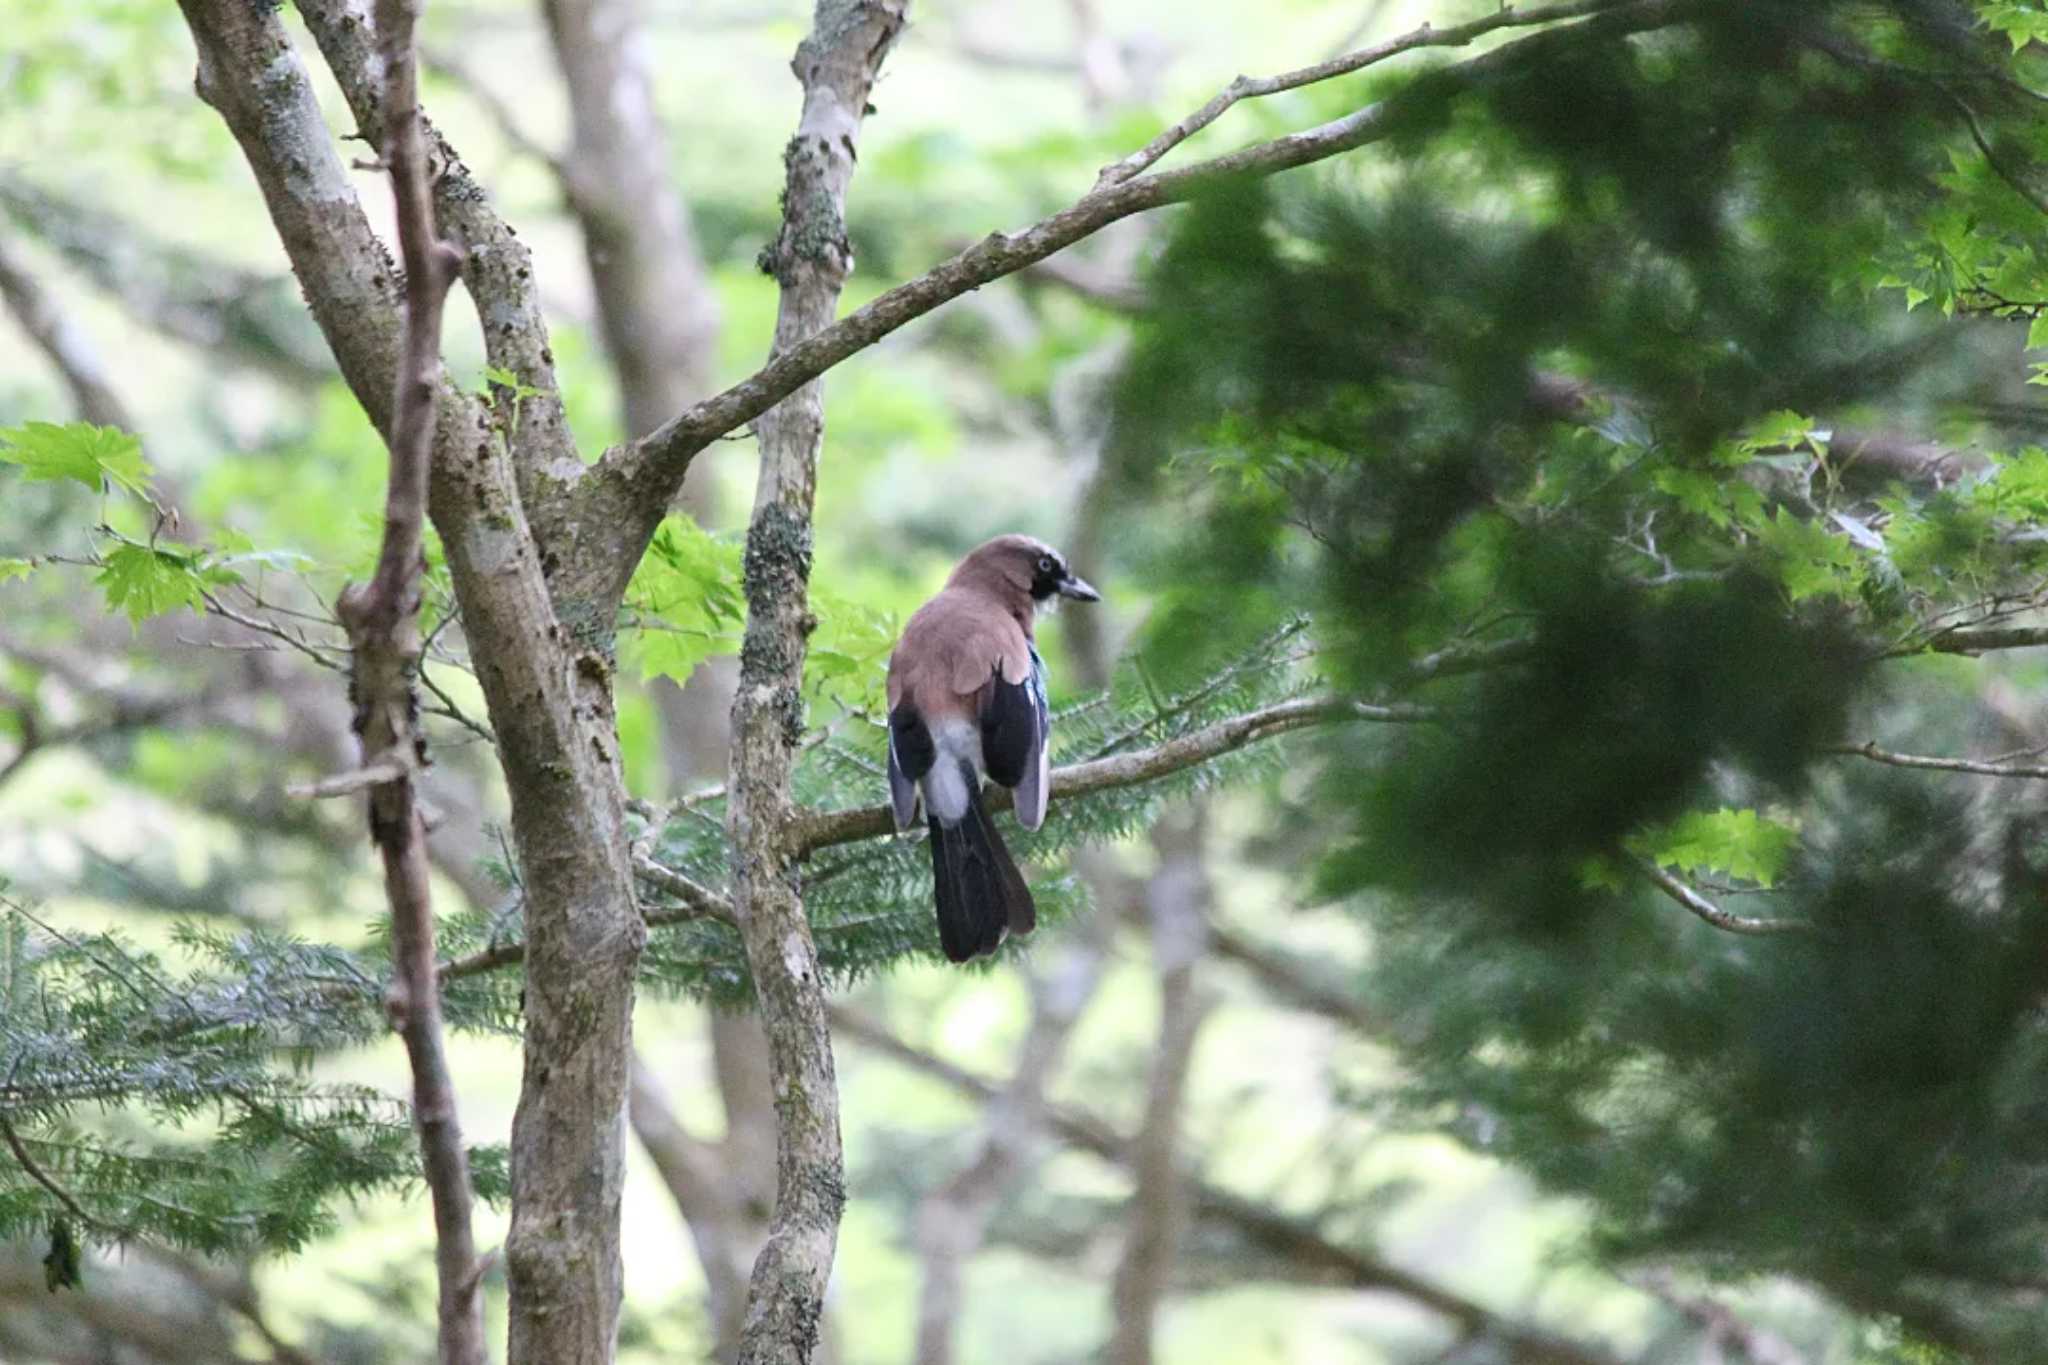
[1057, 573, 1100, 603]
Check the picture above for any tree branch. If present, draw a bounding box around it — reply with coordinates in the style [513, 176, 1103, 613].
[1633, 856, 1813, 936]
[723, 6, 905, 1365]
[593, 0, 1706, 571]
[1108, 810, 1214, 1365]
[330, 2, 485, 1360]
[1092, 0, 1633, 187]
[177, 6, 648, 1357]
[913, 917, 1113, 1365]
[828, 1006, 1621, 1365]
[794, 696, 1380, 854]
[296, 0, 581, 566]
[1915, 624, 2048, 656]
[0, 229, 136, 431]
[1829, 739, 2048, 780]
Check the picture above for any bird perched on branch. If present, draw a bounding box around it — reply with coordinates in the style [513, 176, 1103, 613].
[886, 534, 1100, 962]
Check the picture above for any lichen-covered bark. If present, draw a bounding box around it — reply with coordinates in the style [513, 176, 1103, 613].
[725, 4, 905, 1363]
[296, 0, 588, 579]
[175, 6, 645, 1361]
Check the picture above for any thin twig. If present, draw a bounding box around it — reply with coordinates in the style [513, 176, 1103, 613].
[339, 2, 485, 1360]
[1633, 856, 1814, 936]
[1093, 0, 1633, 188]
[1828, 740, 2048, 780]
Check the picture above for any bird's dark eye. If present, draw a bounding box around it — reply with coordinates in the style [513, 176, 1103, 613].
[1037, 555, 1055, 573]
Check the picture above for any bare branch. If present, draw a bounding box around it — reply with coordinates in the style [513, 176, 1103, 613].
[1915, 624, 2048, 656]
[174, 0, 411, 435]
[332, 2, 485, 1359]
[1829, 739, 2048, 780]
[1634, 856, 1814, 937]
[631, 853, 738, 925]
[288, 753, 413, 798]
[1093, 0, 1635, 188]
[596, 0, 1704, 560]
[296, 0, 579, 554]
[794, 696, 1381, 854]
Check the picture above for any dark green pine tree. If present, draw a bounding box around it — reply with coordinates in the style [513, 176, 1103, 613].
[1102, 3, 2048, 1360]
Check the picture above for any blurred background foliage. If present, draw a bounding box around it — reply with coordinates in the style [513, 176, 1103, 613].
[7, 0, 2048, 1362]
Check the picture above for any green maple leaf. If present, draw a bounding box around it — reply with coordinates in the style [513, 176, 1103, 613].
[0, 558, 32, 584]
[94, 542, 227, 623]
[0, 421, 151, 496]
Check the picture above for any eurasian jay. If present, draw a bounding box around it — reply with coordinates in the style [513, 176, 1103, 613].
[886, 535, 1100, 962]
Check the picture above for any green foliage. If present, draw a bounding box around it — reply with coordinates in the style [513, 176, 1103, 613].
[623, 515, 902, 710]
[0, 901, 507, 1258]
[1636, 807, 1800, 888]
[1099, 5, 2048, 1356]
[623, 516, 746, 683]
[92, 538, 234, 623]
[0, 421, 150, 496]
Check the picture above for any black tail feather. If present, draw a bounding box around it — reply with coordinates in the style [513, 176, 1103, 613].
[929, 767, 1036, 963]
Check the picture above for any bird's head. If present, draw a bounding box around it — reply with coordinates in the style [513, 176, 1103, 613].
[952, 534, 1100, 606]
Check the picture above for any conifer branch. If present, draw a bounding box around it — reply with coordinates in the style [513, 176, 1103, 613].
[0, 1111, 106, 1234]
[793, 696, 1403, 854]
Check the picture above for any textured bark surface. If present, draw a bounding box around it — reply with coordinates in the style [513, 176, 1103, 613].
[175, 6, 644, 1361]
[332, 2, 487, 1359]
[724, 4, 905, 1363]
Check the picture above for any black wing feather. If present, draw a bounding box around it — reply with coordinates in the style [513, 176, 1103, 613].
[889, 701, 935, 831]
[980, 670, 1039, 790]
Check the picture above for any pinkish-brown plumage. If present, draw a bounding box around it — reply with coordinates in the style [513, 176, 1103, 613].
[885, 536, 1046, 727]
[885, 534, 1099, 962]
